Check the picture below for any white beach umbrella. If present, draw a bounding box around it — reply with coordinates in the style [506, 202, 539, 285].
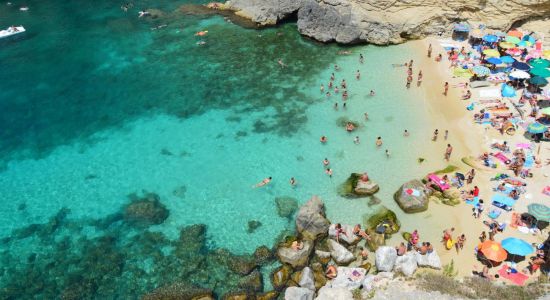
[509, 70, 531, 79]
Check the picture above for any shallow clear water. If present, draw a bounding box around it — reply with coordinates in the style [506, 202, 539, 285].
[0, 0, 444, 297]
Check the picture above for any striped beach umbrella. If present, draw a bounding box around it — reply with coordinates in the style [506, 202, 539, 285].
[530, 67, 550, 78]
[527, 122, 548, 134]
[529, 58, 550, 69]
[505, 36, 521, 44]
[473, 65, 490, 76]
[483, 49, 500, 57]
[527, 203, 550, 222]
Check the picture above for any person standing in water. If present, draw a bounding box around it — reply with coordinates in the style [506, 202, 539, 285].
[445, 144, 453, 161]
[320, 84, 325, 93]
[290, 177, 296, 186]
[376, 137, 383, 147]
[359, 53, 364, 64]
[404, 129, 409, 137]
[385, 149, 390, 158]
[417, 71, 423, 87]
[325, 168, 333, 177]
[356, 70, 360, 80]
[364, 112, 369, 120]
[354, 136, 360, 144]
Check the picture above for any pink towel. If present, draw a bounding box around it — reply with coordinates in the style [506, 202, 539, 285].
[427, 174, 450, 191]
[497, 265, 529, 286]
[493, 152, 511, 164]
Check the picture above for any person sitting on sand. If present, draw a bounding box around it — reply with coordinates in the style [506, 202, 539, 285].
[426, 242, 433, 254]
[491, 141, 509, 152]
[473, 266, 499, 281]
[419, 242, 428, 255]
[462, 90, 472, 100]
[396, 242, 407, 256]
[462, 190, 475, 202]
[253, 177, 272, 188]
[411, 229, 420, 245]
[326, 264, 337, 279]
[353, 224, 371, 240]
[291, 240, 304, 251]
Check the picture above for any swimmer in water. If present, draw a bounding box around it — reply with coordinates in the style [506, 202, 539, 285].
[320, 84, 325, 93]
[320, 136, 328, 143]
[334, 102, 338, 110]
[253, 177, 272, 188]
[354, 136, 360, 144]
[386, 149, 390, 157]
[290, 177, 296, 186]
[323, 158, 330, 167]
[359, 54, 364, 64]
[369, 90, 375, 96]
[278, 59, 287, 68]
[364, 112, 369, 120]
[356, 70, 360, 80]
[376, 137, 383, 147]
[404, 129, 409, 137]
[325, 168, 333, 177]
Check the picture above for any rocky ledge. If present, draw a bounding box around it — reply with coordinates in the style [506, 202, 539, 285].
[220, 0, 550, 45]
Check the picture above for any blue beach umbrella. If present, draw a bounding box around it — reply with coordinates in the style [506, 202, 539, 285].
[486, 57, 502, 65]
[522, 35, 536, 44]
[512, 61, 530, 71]
[472, 65, 490, 76]
[527, 122, 548, 134]
[483, 34, 498, 43]
[501, 238, 533, 256]
[500, 56, 515, 64]
[501, 84, 516, 97]
[517, 40, 532, 48]
[528, 203, 550, 222]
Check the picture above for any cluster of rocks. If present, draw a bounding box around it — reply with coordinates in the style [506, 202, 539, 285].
[393, 176, 461, 214]
[338, 173, 379, 198]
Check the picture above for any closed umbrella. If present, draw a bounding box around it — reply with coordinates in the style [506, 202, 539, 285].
[501, 238, 533, 256]
[512, 61, 530, 71]
[507, 30, 523, 38]
[529, 59, 550, 68]
[483, 49, 500, 57]
[540, 107, 550, 116]
[479, 240, 507, 262]
[486, 57, 502, 65]
[528, 203, 550, 222]
[483, 34, 498, 43]
[499, 42, 515, 49]
[527, 122, 548, 134]
[530, 76, 548, 86]
[509, 70, 530, 79]
[530, 67, 550, 78]
[472, 65, 490, 76]
[505, 36, 521, 44]
[500, 56, 515, 64]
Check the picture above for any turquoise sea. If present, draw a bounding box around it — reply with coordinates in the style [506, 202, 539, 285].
[0, 0, 450, 297]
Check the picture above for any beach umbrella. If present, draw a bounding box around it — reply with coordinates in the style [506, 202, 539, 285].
[530, 67, 550, 78]
[479, 240, 508, 262]
[453, 67, 473, 78]
[486, 57, 502, 65]
[483, 34, 498, 43]
[483, 49, 500, 57]
[523, 35, 536, 43]
[527, 122, 548, 134]
[501, 84, 516, 97]
[499, 42, 515, 49]
[528, 203, 550, 222]
[530, 76, 548, 86]
[506, 48, 522, 56]
[540, 107, 550, 115]
[507, 30, 523, 38]
[473, 65, 491, 76]
[500, 56, 515, 64]
[501, 238, 533, 256]
[517, 40, 532, 48]
[529, 49, 543, 59]
[494, 31, 506, 37]
[509, 70, 530, 79]
[512, 61, 530, 71]
[505, 36, 521, 44]
[529, 58, 550, 68]
[471, 28, 483, 38]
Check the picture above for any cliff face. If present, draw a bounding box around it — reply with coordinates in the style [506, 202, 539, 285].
[223, 0, 550, 45]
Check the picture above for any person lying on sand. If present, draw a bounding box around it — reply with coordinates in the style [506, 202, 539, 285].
[253, 177, 272, 188]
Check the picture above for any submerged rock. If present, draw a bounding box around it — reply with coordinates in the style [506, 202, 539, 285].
[277, 240, 313, 268]
[271, 265, 293, 291]
[247, 220, 262, 233]
[375, 246, 397, 272]
[123, 193, 169, 226]
[142, 282, 213, 300]
[284, 286, 314, 300]
[295, 196, 330, 241]
[237, 269, 263, 292]
[256, 291, 279, 300]
[338, 173, 379, 198]
[394, 179, 431, 213]
[253, 245, 274, 265]
[275, 196, 299, 219]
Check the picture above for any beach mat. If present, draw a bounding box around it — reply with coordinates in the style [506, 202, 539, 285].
[497, 265, 529, 286]
[465, 196, 480, 207]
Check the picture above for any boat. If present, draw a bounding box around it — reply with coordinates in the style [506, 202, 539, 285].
[0, 26, 25, 39]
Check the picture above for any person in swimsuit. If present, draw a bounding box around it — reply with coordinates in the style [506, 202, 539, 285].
[376, 137, 383, 147]
[320, 84, 325, 93]
[370, 90, 375, 96]
[354, 136, 360, 144]
[326, 168, 333, 177]
[427, 44, 432, 57]
[320, 136, 327, 143]
[417, 71, 423, 87]
[253, 177, 272, 188]
[341, 79, 347, 89]
[352, 224, 371, 240]
[433, 129, 439, 141]
[290, 177, 296, 186]
[364, 112, 369, 120]
[291, 240, 304, 250]
[404, 129, 409, 137]
[444, 82, 449, 96]
[325, 264, 337, 279]
[445, 144, 453, 161]
[359, 54, 364, 64]
[356, 70, 360, 80]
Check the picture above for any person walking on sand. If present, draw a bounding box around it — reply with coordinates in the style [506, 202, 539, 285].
[456, 234, 466, 253]
[417, 71, 423, 87]
[444, 82, 449, 96]
[432, 129, 439, 141]
[442, 227, 455, 243]
[428, 44, 432, 58]
[445, 144, 453, 161]
[444, 129, 449, 140]
[466, 168, 475, 184]
[406, 74, 413, 88]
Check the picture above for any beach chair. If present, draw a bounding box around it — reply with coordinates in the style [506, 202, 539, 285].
[427, 174, 450, 191]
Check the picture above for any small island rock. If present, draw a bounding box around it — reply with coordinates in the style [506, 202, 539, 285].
[394, 179, 431, 213]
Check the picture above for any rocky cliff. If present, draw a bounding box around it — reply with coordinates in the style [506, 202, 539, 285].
[223, 0, 550, 45]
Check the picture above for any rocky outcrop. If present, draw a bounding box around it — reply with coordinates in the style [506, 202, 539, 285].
[328, 224, 360, 245]
[329, 267, 367, 290]
[298, 267, 316, 291]
[415, 249, 442, 269]
[394, 252, 417, 277]
[375, 246, 397, 272]
[295, 196, 330, 241]
[284, 286, 315, 300]
[328, 240, 355, 265]
[272, 265, 293, 291]
[222, 0, 550, 45]
[277, 240, 313, 268]
[338, 173, 379, 198]
[315, 286, 354, 300]
[142, 282, 213, 300]
[394, 179, 431, 213]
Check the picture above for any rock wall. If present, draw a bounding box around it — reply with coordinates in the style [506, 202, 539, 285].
[223, 0, 550, 45]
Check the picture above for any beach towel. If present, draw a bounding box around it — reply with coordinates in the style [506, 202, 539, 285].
[492, 194, 516, 207]
[523, 156, 534, 168]
[497, 265, 529, 286]
[479, 88, 500, 98]
[543, 186, 550, 196]
[488, 209, 502, 219]
[492, 152, 511, 164]
[516, 142, 531, 149]
[479, 99, 501, 104]
[405, 188, 421, 197]
[427, 174, 450, 191]
[465, 196, 480, 207]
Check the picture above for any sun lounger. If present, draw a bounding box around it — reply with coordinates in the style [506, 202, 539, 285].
[427, 174, 450, 191]
[492, 152, 511, 164]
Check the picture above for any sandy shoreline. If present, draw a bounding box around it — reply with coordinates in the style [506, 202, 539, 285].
[389, 37, 549, 280]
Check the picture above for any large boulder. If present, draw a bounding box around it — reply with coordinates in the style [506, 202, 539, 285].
[295, 196, 330, 241]
[328, 240, 355, 265]
[375, 246, 397, 272]
[298, 267, 315, 291]
[415, 249, 442, 269]
[277, 240, 313, 268]
[394, 252, 417, 277]
[124, 193, 169, 226]
[329, 267, 367, 290]
[365, 230, 385, 252]
[311, 263, 327, 290]
[315, 286, 354, 300]
[361, 272, 394, 292]
[276, 196, 299, 219]
[394, 179, 431, 213]
[225, 0, 305, 26]
[338, 173, 379, 198]
[363, 205, 400, 236]
[328, 224, 360, 245]
[271, 265, 293, 291]
[284, 287, 314, 300]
